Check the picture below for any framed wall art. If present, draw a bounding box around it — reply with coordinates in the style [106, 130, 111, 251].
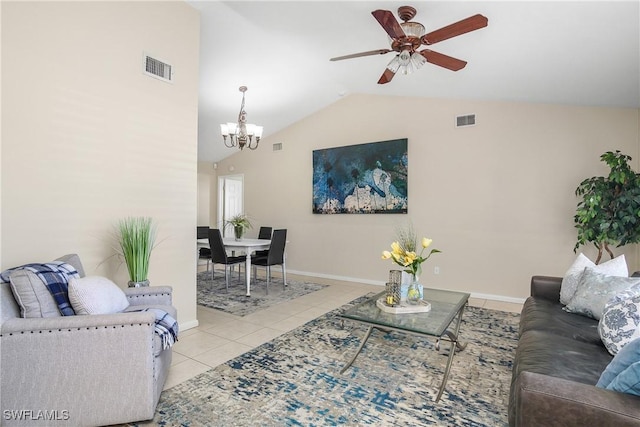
[312, 138, 408, 214]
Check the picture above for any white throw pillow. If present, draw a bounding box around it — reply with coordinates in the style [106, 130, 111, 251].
[560, 253, 628, 305]
[599, 291, 640, 355]
[565, 267, 640, 320]
[68, 276, 129, 315]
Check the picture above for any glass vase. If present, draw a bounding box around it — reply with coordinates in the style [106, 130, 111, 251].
[407, 275, 421, 305]
[234, 226, 243, 241]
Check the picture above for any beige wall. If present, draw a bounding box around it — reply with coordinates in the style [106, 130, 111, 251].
[216, 94, 640, 301]
[1, 1, 200, 328]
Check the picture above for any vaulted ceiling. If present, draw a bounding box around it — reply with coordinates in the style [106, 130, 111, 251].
[188, 1, 640, 163]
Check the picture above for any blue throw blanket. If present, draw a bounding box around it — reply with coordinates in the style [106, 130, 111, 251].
[1, 262, 79, 316]
[131, 308, 179, 349]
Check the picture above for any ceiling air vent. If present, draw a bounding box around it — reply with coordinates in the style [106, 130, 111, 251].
[456, 114, 476, 128]
[143, 53, 173, 83]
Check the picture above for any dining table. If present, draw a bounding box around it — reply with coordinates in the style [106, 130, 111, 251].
[197, 237, 271, 297]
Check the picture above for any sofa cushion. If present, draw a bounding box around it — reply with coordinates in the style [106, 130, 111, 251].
[560, 253, 628, 305]
[68, 276, 130, 315]
[514, 329, 612, 386]
[9, 270, 61, 318]
[599, 291, 640, 355]
[519, 296, 602, 344]
[564, 267, 640, 320]
[597, 337, 640, 396]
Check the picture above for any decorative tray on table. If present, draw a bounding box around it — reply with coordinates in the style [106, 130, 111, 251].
[376, 297, 431, 314]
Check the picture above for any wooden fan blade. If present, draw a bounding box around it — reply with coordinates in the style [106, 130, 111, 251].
[378, 68, 396, 84]
[422, 14, 488, 45]
[372, 9, 406, 40]
[420, 50, 467, 71]
[330, 49, 392, 62]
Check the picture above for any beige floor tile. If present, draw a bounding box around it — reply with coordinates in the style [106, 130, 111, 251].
[192, 341, 254, 368]
[171, 351, 189, 366]
[235, 327, 283, 347]
[163, 358, 210, 390]
[205, 319, 265, 340]
[483, 299, 523, 313]
[172, 331, 233, 358]
[241, 310, 291, 326]
[269, 315, 313, 332]
[261, 301, 315, 317]
[468, 297, 486, 308]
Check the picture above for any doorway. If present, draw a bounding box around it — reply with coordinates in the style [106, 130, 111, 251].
[217, 174, 244, 238]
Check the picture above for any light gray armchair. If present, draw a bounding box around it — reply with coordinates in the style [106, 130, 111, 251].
[0, 254, 176, 426]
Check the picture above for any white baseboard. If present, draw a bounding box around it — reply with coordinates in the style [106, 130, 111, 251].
[287, 269, 526, 305]
[179, 319, 199, 331]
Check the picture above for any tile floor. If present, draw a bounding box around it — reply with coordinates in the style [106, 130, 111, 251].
[164, 271, 524, 390]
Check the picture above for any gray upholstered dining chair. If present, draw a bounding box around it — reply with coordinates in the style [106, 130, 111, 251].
[252, 229, 287, 294]
[209, 228, 244, 291]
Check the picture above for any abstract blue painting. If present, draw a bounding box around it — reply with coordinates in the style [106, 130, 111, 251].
[312, 138, 408, 214]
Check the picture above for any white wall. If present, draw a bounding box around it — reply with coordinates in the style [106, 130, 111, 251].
[216, 94, 640, 301]
[1, 1, 200, 329]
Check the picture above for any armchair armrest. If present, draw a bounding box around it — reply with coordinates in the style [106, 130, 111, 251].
[530, 276, 562, 302]
[514, 371, 640, 427]
[124, 285, 173, 306]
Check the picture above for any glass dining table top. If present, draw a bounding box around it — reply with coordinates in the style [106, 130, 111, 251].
[340, 288, 470, 337]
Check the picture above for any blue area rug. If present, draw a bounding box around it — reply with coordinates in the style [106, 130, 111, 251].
[138, 295, 519, 426]
[197, 270, 328, 317]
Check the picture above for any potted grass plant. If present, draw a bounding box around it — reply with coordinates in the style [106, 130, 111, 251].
[117, 216, 157, 287]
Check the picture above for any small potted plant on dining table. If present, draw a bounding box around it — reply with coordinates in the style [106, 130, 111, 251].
[225, 214, 252, 241]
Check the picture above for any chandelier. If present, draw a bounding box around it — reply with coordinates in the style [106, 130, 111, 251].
[220, 86, 263, 151]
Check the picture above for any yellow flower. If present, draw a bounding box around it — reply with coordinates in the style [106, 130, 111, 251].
[422, 237, 432, 249]
[381, 251, 392, 260]
[390, 241, 402, 255]
[404, 251, 417, 266]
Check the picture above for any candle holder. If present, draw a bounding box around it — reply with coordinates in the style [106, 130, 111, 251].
[386, 270, 402, 306]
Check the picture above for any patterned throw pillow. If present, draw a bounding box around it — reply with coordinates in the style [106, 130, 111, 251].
[599, 291, 640, 355]
[564, 267, 640, 320]
[560, 253, 628, 305]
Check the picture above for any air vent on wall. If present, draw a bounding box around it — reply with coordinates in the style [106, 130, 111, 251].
[273, 142, 283, 151]
[143, 53, 173, 83]
[456, 114, 476, 128]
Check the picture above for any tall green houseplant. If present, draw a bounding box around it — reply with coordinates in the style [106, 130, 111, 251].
[574, 151, 640, 264]
[117, 216, 157, 286]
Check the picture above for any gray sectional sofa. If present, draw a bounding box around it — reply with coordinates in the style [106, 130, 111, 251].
[509, 275, 640, 426]
[0, 254, 176, 426]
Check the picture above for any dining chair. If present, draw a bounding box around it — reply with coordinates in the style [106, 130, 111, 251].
[252, 229, 287, 294]
[209, 228, 245, 292]
[197, 226, 211, 271]
[253, 226, 273, 259]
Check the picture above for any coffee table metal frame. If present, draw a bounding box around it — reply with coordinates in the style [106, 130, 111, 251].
[339, 289, 470, 402]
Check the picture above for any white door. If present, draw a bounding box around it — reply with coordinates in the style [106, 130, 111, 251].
[218, 175, 244, 238]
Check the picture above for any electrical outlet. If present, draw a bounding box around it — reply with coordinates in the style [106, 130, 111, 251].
[434, 266, 440, 275]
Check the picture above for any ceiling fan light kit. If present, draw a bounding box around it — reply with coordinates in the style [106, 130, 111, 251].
[220, 86, 263, 151]
[330, 5, 488, 84]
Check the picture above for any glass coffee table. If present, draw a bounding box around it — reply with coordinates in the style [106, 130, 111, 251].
[339, 288, 470, 402]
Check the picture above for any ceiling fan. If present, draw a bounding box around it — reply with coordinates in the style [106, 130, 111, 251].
[330, 5, 488, 84]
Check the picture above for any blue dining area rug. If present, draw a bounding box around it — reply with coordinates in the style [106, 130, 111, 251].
[197, 270, 329, 317]
[133, 294, 520, 426]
